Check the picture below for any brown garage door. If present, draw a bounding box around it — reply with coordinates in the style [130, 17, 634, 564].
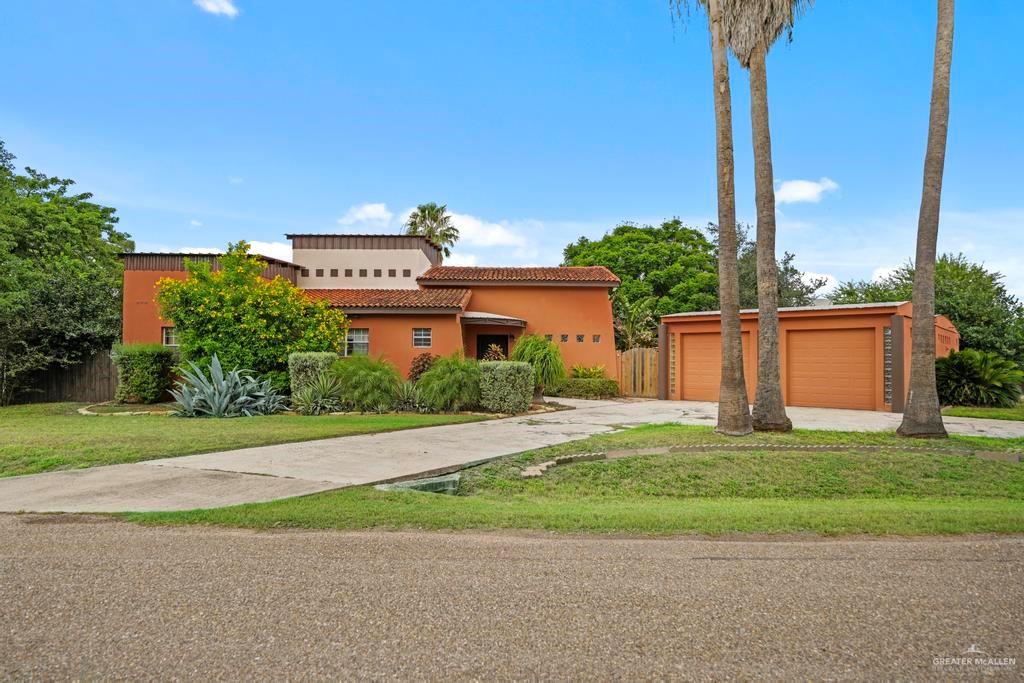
[786, 328, 875, 410]
[680, 332, 754, 401]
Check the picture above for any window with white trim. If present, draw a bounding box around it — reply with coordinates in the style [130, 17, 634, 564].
[412, 328, 432, 348]
[161, 326, 178, 347]
[346, 328, 370, 356]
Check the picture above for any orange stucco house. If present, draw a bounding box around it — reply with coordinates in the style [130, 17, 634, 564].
[121, 234, 620, 380]
[659, 301, 959, 412]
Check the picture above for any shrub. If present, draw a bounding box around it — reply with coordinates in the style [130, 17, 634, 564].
[112, 343, 177, 404]
[395, 381, 422, 413]
[417, 354, 482, 412]
[333, 355, 401, 413]
[936, 349, 1023, 408]
[509, 334, 566, 398]
[156, 242, 348, 389]
[479, 361, 533, 414]
[291, 372, 345, 415]
[482, 344, 506, 361]
[288, 352, 340, 395]
[548, 377, 620, 399]
[171, 354, 286, 417]
[571, 363, 606, 379]
[408, 352, 438, 382]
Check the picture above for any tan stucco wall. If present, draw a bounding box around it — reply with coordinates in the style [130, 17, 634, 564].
[292, 248, 432, 289]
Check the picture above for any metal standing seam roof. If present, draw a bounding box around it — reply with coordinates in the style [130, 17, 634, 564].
[303, 288, 471, 310]
[661, 301, 913, 318]
[417, 265, 620, 284]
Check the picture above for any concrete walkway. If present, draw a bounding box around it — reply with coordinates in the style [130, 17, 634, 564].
[2, 399, 1022, 513]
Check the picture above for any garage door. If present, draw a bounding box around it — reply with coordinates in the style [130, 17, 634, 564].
[787, 328, 875, 410]
[680, 332, 754, 401]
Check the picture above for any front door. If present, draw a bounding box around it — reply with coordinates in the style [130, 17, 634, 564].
[476, 334, 509, 360]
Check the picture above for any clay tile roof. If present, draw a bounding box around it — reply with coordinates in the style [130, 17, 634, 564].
[303, 288, 470, 310]
[417, 265, 620, 285]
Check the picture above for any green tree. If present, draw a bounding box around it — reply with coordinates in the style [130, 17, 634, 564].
[832, 254, 1024, 366]
[156, 242, 348, 389]
[404, 202, 459, 258]
[0, 139, 133, 405]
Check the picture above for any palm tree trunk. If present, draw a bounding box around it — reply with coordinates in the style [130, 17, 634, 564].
[707, 0, 752, 436]
[748, 44, 792, 433]
[898, 0, 954, 438]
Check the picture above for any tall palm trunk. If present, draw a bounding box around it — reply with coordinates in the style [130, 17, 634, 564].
[708, 0, 752, 436]
[899, 0, 953, 438]
[748, 43, 792, 432]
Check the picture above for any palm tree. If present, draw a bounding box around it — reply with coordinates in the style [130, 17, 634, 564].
[899, 0, 954, 438]
[675, 0, 752, 435]
[404, 202, 460, 258]
[724, 1, 812, 433]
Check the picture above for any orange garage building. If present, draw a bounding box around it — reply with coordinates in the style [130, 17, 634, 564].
[659, 302, 959, 412]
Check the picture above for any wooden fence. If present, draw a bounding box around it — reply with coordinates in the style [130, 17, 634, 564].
[15, 351, 118, 404]
[618, 347, 659, 398]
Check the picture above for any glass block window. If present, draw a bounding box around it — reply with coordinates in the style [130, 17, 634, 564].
[161, 326, 178, 347]
[592, 334, 601, 343]
[668, 333, 677, 396]
[883, 326, 894, 405]
[412, 328, 432, 348]
[330, 268, 338, 277]
[576, 334, 584, 343]
[315, 268, 324, 277]
[403, 269, 412, 277]
[359, 269, 367, 277]
[346, 328, 369, 356]
[345, 269, 353, 277]
[544, 334, 553, 342]
[388, 269, 397, 277]
[560, 334, 569, 343]
[301, 268, 310, 277]
[374, 269, 382, 277]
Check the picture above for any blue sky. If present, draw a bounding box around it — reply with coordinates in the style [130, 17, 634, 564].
[2, 1, 1022, 295]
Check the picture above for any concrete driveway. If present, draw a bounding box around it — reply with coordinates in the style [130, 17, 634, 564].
[1, 398, 1022, 513]
[2, 516, 1021, 680]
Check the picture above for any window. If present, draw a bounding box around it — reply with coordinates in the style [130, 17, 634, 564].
[544, 334, 553, 342]
[315, 268, 324, 277]
[412, 328, 432, 348]
[403, 269, 412, 277]
[592, 334, 601, 343]
[560, 334, 569, 343]
[161, 326, 178, 347]
[373, 268, 382, 277]
[388, 269, 397, 277]
[576, 334, 584, 343]
[330, 268, 338, 277]
[301, 268, 310, 277]
[346, 328, 369, 356]
[359, 269, 367, 277]
[344, 269, 353, 277]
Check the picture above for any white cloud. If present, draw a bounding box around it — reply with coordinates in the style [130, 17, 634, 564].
[194, 0, 239, 18]
[871, 265, 899, 282]
[449, 212, 528, 248]
[189, 219, 203, 227]
[338, 202, 394, 228]
[802, 271, 838, 294]
[227, 176, 244, 185]
[775, 177, 839, 204]
[179, 246, 221, 254]
[445, 252, 478, 266]
[249, 240, 293, 263]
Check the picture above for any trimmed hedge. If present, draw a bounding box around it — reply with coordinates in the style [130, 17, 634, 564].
[289, 352, 340, 395]
[548, 377, 620, 399]
[112, 343, 177, 404]
[480, 361, 533, 414]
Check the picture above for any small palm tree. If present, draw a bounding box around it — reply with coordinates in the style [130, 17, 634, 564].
[899, 0, 954, 438]
[614, 295, 657, 349]
[404, 202, 460, 258]
[510, 334, 567, 403]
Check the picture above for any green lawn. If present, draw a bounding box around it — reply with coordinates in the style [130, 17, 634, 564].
[944, 403, 1024, 421]
[0, 403, 485, 478]
[128, 424, 1024, 536]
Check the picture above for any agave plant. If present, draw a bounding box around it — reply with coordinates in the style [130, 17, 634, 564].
[395, 381, 423, 413]
[291, 372, 346, 416]
[171, 354, 287, 418]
